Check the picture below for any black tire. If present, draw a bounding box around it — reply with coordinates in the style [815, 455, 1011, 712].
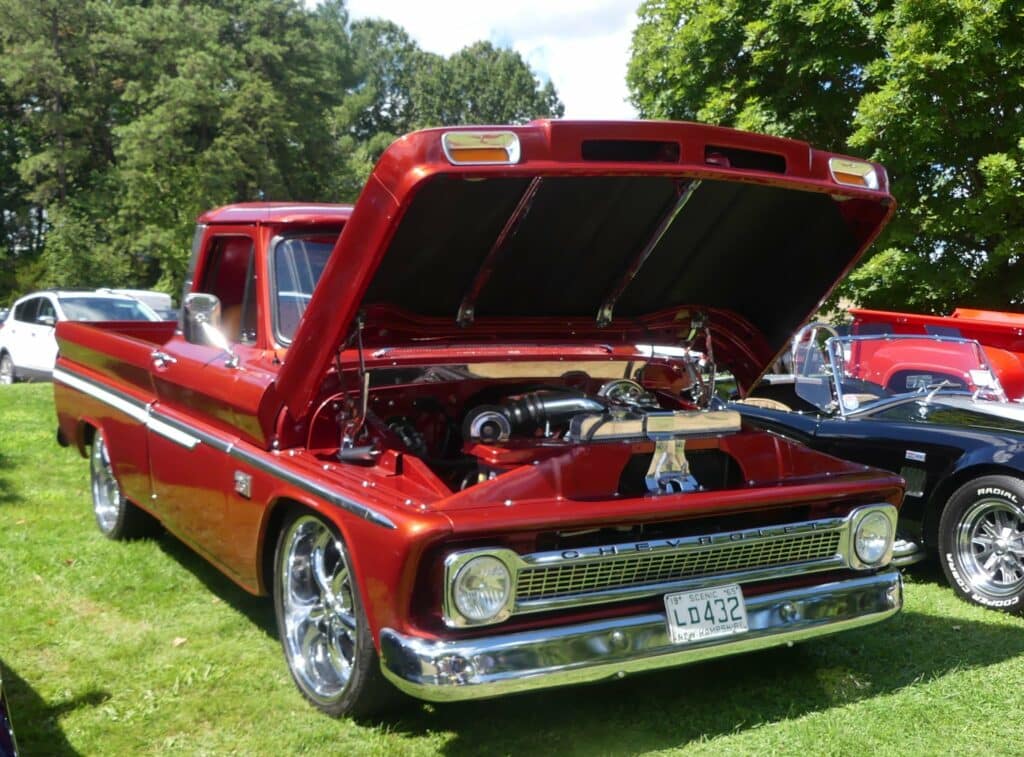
[90, 429, 160, 540]
[272, 510, 402, 718]
[939, 475, 1024, 612]
[0, 353, 16, 384]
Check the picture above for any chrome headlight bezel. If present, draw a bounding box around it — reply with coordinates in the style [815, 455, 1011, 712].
[848, 504, 898, 569]
[443, 549, 519, 628]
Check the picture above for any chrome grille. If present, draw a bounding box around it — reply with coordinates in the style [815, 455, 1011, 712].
[516, 530, 842, 601]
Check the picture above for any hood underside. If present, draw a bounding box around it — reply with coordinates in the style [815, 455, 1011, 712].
[278, 121, 894, 424]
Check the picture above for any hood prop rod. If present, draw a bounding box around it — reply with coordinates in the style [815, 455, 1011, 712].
[337, 313, 372, 453]
[596, 179, 702, 328]
[456, 176, 543, 328]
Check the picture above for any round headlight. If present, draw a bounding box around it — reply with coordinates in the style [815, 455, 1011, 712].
[854, 511, 893, 565]
[453, 555, 512, 623]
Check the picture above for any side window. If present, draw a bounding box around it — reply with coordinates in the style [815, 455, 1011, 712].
[13, 298, 39, 324]
[35, 298, 57, 326]
[199, 236, 256, 343]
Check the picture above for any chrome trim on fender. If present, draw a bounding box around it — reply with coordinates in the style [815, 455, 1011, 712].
[442, 505, 898, 626]
[53, 367, 148, 424]
[53, 364, 397, 529]
[382, 569, 903, 702]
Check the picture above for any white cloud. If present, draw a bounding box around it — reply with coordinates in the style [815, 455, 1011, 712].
[345, 0, 640, 120]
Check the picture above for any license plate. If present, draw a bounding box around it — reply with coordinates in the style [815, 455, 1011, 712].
[664, 583, 749, 645]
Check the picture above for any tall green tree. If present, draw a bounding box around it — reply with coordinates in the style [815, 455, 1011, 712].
[629, 0, 1024, 313]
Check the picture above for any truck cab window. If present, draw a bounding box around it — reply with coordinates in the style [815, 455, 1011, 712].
[199, 237, 256, 343]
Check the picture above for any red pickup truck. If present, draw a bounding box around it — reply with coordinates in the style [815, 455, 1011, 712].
[54, 121, 904, 717]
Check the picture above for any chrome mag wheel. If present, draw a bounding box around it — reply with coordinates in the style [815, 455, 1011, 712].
[956, 499, 1024, 598]
[90, 431, 122, 535]
[279, 515, 359, 706]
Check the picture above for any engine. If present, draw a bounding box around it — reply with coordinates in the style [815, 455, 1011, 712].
[457, 379, 739, 495]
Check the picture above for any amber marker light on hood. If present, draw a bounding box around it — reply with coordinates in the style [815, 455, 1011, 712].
[442, 131, 521, 165]
[829, 157, 880, 190]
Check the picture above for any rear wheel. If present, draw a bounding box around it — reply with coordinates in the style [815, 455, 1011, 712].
[90, 430, 159, 539]
[273, 511, 400, 718]
[939, 475, 1024, 612]
[0, 354, 15, 384]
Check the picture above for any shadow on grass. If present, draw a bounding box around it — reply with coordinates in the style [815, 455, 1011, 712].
[0, 451, 24, 506]
[3, 663, 109, 756]
[156, 536, 277, 639]
[382, 609, 1024, 755]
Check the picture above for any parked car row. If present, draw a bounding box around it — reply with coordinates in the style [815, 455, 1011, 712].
[0, 289, 174, 384]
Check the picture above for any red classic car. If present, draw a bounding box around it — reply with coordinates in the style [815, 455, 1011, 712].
[851, 307, 1024, 399]
[53, 121, 904, 717]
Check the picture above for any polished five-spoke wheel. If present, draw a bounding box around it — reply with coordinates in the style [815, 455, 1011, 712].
[88, 429, 159, 540]
[941, 475, 1024, 611]
[91, 432, 122, 535]
[273, 512, 398, 717]
[279, 516, 358, 704]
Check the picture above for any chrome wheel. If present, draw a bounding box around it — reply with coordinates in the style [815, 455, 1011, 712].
[0, 355, 13, 384]
[279, 515, 358, 706]
[956, 499, 1024, 598]
[90, 432, 122, 534]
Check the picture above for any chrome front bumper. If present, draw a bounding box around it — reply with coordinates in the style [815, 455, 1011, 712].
[379, 570, 902, 702]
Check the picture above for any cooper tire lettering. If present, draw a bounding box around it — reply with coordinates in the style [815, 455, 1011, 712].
[938, 475, 1024, 614]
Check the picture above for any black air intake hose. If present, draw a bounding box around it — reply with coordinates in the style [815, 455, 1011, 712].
[464, 390, 606, 442]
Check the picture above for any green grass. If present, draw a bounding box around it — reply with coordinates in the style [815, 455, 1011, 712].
[2, 383, 1024, 755]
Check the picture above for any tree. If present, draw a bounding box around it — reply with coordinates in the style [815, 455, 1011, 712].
[332, 33, 565, 190]
[628, 0, 1024, 313]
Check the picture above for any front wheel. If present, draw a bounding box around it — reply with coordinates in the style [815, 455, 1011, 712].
[273, 511, 400, 718]
[90, 430, 159, 539]
[0, 353, 15, 384]
[939, 475, 1024, 612]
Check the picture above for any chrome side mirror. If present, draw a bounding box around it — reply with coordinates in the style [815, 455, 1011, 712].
[183, 293, 239, 368]
[37, 314, 56, 328]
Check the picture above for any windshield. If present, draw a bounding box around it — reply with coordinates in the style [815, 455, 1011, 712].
[794, 333, 1007, 414]
[273, 235, 335, 342]
[58, 296, 158, 322]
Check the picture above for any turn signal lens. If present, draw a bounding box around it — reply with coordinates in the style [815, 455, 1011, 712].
[829, 157, 879, 190]
[442, 131, 521, 165]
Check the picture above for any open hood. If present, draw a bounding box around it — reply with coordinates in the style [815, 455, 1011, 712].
[278, 120, 894, 424]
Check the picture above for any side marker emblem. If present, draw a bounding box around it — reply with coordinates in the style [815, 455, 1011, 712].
[234, 470, 253, 499]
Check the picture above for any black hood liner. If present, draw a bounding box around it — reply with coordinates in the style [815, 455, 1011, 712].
[364, 175, 864, 351]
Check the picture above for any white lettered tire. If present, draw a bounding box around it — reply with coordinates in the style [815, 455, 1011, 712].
[939, 475, 1024, 612]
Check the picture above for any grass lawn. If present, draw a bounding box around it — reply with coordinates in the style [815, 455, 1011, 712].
[2, 383, 1024, 755]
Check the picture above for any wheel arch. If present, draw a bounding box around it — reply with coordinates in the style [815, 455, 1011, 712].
[924, 463, 1024, 549]
[258, 494, 359, 597]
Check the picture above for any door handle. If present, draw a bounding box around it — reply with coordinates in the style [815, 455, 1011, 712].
[151, 350, 177, 368]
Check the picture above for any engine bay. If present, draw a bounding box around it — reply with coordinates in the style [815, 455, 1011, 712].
[308, 356, 754, 499]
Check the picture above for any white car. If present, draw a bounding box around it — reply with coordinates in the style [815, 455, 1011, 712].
[0, 290, 162, 383]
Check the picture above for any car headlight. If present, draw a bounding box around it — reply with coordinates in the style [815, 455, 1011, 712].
[854, 510, 893, 565]
[452, 555, 513, 624]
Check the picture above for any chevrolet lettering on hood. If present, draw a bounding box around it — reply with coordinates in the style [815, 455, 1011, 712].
[53, 119, 904, 718]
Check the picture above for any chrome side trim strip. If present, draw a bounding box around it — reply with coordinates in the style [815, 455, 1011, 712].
[382, 569, 903, 702]
[230, 445, 397, 530]
[54, 364, 396, 529]
[53, 367, 148, 424]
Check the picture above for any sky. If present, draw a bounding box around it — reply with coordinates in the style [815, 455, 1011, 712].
[345, 0, 642, 120]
